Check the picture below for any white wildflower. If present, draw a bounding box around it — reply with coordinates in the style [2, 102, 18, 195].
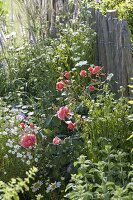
[31, 181, 43, 192]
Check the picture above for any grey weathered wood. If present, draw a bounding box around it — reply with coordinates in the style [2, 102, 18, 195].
[73, 0, 78, 19]
[90, 8, 133, 96]
[107, 9, 118, 19]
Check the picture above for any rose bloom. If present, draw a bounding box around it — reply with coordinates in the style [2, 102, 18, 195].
[89, 85, 95, 91]
[88, 67, 94, 73]
[80, 70, 87, 77]
[56, 81, 65, 91]
[57, 106, 70, 120]
[64, 71, 71, 79]
[53, 136, 61, 145]
[88, 66, 102, 74]
[30, 122, 34, 129]
[19, 133, 36, 148]
[20, 122, 25, 129]
[67, 121, 75, 130]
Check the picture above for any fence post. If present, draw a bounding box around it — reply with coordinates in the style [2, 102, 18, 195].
[94, 9, 133, 96]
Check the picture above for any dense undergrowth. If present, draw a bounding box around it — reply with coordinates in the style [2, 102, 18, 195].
[0, 0, 133, 199]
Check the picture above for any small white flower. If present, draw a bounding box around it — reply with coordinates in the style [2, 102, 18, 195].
[13, 149, 17, 153]
[9, 120, 15, 126]
[11, 108, 18, 113]
[14, 127, 18, 131]
[12, 151, 15, 154]
[31, 181, 43, 192]
[29, 155, 33, 160]
[6, 143, 13, 148]
[10, 128, 15, 134]
[16, 113, 26, 121]
[3, 131, 8, 135]
[46, 185, 51, 193]
[14, 145, 20, 149]
[7, 139, 13, 143]
[5, 128, 10, 132]
[16, 153, 22, 158]
[26, 160, 30, 165]
[4, 154, 8, 158]
[27, 152, 31, 156]
[56, 182, 61, 188]
[35, 158, 38, 162]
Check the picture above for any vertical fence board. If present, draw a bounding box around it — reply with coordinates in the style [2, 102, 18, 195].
[90, 8, 133, 96]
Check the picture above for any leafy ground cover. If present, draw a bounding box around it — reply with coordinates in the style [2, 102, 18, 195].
[0, 0, 133, 199]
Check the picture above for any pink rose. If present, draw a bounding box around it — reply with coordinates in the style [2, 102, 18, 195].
[93, 66, 102, 74]
[80, 70, 87, 77]
[88, 67, 94, 73]
[89, 85, 95, 91]
[88, 66, 102, 74]
[57, 106, 70, 120]
[53, 136, 61, 145]
[29, 122, 34, 129]
[56, 81, 65, 91]
[64, 71, 71, 79]
[67, 121, 75, 130]
[19, 133, 36, 148]
[20, 122, 25, 129]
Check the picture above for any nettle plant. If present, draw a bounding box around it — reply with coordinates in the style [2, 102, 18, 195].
[81, 86, 133, 160]
[0, 167, 38, 200]
[65, 150, 133, 200]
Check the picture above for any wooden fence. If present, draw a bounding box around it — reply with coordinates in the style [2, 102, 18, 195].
[90, 8, 133, 96]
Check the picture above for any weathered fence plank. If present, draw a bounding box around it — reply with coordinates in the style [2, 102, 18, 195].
[92, 8, 133, 95]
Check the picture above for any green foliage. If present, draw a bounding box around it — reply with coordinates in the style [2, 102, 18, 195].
[0, 166, 37, 200]
[65, 151, 133, 200]
[81, 85, 132, 159]
[0, 0, 7, 23]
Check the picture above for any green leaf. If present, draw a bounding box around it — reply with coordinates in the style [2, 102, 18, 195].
[128, 85, 133, 88]
[128, 100, 133, 104]
[127, 134, 133, 141]
[45, 116, 54, 127]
